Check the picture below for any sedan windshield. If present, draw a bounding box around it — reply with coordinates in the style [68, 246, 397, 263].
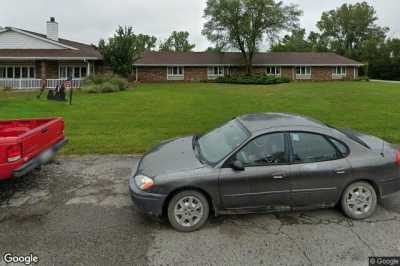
[197, 120, 249, 164]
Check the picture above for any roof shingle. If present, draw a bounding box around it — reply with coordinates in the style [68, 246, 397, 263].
[0, 28, 103, 60]
[134, 51, 362, 66]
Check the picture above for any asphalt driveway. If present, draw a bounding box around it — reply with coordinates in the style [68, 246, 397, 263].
[0, 155, 400, 266]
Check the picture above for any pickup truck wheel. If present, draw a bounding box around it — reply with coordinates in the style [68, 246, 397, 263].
[341, 181, 377, 220]
[167, 190, 209, 232]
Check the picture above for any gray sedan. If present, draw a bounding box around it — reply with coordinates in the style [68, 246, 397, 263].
[130, 113, 400, 232]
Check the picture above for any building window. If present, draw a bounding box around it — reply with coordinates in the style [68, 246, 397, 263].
[167, 66, 184, 80]
[0, 66, 35, 79]
[333, 66, 347, 76]
[59, 65, 87, 79]
[296, 66, 311, 79]
[266, 66, 281, 76]
[207, 66, 224, 79]
[0, 67, 5, 78]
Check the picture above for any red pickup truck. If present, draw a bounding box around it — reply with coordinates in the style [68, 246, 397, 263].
[0, 118, 68, 181]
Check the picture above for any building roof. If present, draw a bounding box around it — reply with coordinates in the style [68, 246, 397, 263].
[134, 51, 362, 66]
[237, 113, 328, 132]
[0, 28, 103, 60]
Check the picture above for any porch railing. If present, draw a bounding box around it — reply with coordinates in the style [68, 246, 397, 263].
[46, 79, 82, 89]
[0, 79, 42, 89]
[0, 79, 82, 89]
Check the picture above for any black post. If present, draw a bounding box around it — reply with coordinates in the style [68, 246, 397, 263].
[69, 77, 73, 105]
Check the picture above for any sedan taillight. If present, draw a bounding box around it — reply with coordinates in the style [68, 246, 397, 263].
[396, 149, 400, 166]
[7, 144, 22, 163]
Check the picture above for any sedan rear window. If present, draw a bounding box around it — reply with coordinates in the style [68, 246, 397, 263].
[290, 132, 339, 163]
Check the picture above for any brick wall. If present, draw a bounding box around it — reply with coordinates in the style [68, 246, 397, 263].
[136, 65, 359, 82]
[281, 67, 293, 80]
[311, 67, 332, 81]
[346, 67, 358, 79]
[137, 66, 167, 82]
[35, 61, 58, 79]
[184, 67, 207, 81]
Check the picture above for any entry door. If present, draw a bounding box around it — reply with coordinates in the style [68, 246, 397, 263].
[288, 132, 352, 207]
[219, 132, 293, 210]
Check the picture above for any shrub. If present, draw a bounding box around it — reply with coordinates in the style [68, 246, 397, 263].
[82, 74, 130, 93]
[215, 74, 290, 85]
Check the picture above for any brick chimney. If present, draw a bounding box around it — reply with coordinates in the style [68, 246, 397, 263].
[46, 17, 59, 41]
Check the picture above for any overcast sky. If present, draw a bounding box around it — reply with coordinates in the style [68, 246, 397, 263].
[1, 0, 399, 51]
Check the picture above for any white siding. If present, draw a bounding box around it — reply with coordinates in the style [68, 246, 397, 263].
[0, 31, 63, 49]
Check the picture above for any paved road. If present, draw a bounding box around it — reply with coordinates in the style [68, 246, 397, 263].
[0, 155, 399, 266]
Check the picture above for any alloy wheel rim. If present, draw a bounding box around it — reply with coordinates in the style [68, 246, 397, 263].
[346, 186, 373, 215]
[174, 196, 204, 227]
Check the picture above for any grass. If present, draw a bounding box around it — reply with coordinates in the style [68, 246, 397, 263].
[0, 81, 399, 155]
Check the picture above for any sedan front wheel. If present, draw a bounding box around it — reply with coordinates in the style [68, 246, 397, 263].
[167, 190, 209, 232]
[341, 181, 377, 220]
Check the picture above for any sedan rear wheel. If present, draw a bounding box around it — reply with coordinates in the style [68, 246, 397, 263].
[167, 190, 209, 232]
[341, 181, 377, 219]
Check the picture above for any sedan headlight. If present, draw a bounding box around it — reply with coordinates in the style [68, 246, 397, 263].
[134, 175, 155, 190]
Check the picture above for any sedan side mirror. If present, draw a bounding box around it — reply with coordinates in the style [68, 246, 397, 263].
[232, 160, 245, 171]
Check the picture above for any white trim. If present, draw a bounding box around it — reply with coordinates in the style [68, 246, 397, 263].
[167, 66, 184, 81]
[265, 66, 281, 76]
[134, 63, 363, 67]
[0, 64, 36, 79]
[207, 66, 225, 79]
[59, 64, 88, 79]
[10, 28, 79, 50]
[295, 66, 312, 80]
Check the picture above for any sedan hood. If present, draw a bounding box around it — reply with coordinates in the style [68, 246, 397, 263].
[137, 136, 203, 177]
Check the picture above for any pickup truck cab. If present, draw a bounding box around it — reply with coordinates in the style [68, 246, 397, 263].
[0, 118, 68, 181]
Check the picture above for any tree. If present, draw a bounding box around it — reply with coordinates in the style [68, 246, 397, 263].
[316, 2, 388, 60]
[271, 28, 312, 52]
[159, 31, 195, 52]
[98, 26, 157, 77]
[202, 0, 301, 74]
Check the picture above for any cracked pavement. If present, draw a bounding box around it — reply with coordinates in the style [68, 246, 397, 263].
[0, 155, 400, 265]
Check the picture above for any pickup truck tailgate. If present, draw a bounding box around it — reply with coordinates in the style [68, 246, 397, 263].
[21, 118, 65, 161]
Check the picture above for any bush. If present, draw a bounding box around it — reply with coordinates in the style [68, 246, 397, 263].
[81, 74, 130, 93]
[215, 74, 290, 85]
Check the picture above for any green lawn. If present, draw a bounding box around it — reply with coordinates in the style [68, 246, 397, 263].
[0, 81, 399, 154]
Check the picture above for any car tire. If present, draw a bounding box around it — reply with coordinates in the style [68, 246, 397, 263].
[341, 181, 377, 220]
[167, 190, 209, 232]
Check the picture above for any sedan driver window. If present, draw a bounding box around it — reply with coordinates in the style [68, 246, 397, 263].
[237, 133, 288, 166]
[290, 132, 339, 163]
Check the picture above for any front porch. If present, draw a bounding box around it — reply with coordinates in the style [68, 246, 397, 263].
[0, 60, 96, 89]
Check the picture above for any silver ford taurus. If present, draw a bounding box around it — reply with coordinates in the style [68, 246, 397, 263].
[130, 113, 400, 232]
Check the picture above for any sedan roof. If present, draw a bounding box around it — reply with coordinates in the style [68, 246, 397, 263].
[236, 113, 329, 132]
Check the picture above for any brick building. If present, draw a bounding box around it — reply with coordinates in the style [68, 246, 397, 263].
[0, 18, 103, 89]
[133, 51, 363, 82]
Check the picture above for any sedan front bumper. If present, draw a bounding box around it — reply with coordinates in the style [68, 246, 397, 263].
[129, 176, 167, 217]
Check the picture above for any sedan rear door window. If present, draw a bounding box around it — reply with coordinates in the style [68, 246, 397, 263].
[290, 132, 339, 163]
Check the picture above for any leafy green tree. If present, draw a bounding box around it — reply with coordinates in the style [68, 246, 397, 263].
[316, 2, 388, 60]
[159, 31, 195, 52]
[98, 26, 157, 77]
[271, 28, 312, 52]
[202, 0, 301, 74]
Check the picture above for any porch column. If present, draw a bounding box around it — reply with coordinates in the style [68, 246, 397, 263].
[87, 61, 91, 77]
[41, 61, 47, 79]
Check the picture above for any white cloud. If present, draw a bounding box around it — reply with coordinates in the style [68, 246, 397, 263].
[0, 0, 398, 51]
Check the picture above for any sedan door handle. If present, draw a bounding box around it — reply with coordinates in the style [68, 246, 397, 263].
[335, 169, 347, 174]
[272, 175, 285, 179]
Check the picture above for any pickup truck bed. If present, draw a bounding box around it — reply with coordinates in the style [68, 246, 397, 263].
[0, 118, 67, 181]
